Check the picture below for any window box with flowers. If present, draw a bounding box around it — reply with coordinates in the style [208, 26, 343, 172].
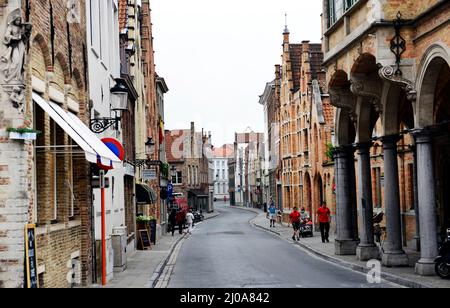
[7, 127, 41, 141]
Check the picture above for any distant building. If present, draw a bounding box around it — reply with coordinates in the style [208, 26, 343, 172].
[212, 144, 234, 201]
[233, 131, 264, 207]
[165, 123, 212, 212]
[259, 76, 282, 211]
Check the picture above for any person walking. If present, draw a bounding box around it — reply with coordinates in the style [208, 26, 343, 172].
[186, 209, 195, 234]
[168, 208, 177, 236]
[176, 209, 185, 235]
[268, 200, 277, 228]
[289, 207, 301, 242]
[316, 202, 331, 243]
[300, 208, 309, 223]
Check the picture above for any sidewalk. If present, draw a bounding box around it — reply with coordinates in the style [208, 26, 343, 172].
[248, 210, 450, 289]
[91, 210, 221, 288]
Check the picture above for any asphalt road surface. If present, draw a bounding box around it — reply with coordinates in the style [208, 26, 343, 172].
[168, 202, 401, 288]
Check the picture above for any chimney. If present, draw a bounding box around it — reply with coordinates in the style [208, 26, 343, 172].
[190, 122, 195, 158]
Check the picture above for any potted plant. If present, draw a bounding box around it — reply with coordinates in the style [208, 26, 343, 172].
[136, 215, 157, 245]
[7, 126, 41, 141]
[325, 143, 335, 162]
[136, 215, 154, 231]
[160, 162, 169, 179]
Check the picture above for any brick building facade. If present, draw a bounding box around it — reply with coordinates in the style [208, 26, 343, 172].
[323, 0, 450, 275]
[0, 0, 95, 287]
[165, 123, 211, 211]
[278, 28, 336, 225]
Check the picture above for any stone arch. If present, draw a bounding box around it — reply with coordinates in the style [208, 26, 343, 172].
[304, 172, 312, 215]
[381, 81, 403, 136]
[314, 124, 319, 164]
[335, 108, 356, 146]
[314, 173, 324, 210]
[355, 97, 380, 142]
[32, 34, 52, 69]
[329, 69, 357, 146]
[55, 52, 72, 85]
[351, 53, 379, 75]
[415, 43, 450, 128]
[329, 69, 350, 89]
[72, 68, 85, 93]
[351, 53, 383, 142]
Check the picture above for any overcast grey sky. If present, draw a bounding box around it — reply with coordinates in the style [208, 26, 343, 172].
[152, 0, 323, 147]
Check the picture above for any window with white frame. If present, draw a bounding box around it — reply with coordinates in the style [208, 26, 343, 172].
[172, 171, 183, 185]
[89, 0, 101, 56]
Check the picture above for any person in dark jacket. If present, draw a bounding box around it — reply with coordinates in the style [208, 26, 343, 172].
[176, 210, 186, 234]
[168, 208, 177, 236]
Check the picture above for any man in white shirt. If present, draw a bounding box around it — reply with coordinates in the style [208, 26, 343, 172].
[186, 209, 195, 234]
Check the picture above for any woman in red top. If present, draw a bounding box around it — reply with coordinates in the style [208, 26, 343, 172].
[316, 203, 331, 243]
[289, 207, 301, 242]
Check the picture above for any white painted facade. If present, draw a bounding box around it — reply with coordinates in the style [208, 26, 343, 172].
[85, 0, 124, 282]
[234, 146, 247, 206]
[213, 158, 229, 200]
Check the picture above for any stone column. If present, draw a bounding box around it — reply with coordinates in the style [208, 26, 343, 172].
[334, 146, 358, 255]
[412, 145, 421, 251]
[381, 135, 409, 267]
[414, 130, 439, 276]
[356, 142, 380, 261]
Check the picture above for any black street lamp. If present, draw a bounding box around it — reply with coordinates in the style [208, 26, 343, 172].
[135, 137, 160, 168]
[145, 137, 156, 156]
[90, 78, 128, 133]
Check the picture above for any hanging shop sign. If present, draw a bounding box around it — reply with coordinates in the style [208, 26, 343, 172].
[142, 168, 157, 181]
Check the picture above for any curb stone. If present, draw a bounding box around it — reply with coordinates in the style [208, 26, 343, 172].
[250, 216, 433, 289]
[149, 234, 186, 288]
[230, 206, 262, 215]
[293, 240, 432, 289]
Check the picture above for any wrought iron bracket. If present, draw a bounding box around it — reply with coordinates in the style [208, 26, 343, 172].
[134, 159, 162, 168]
[90, 114, 121, 134]
[390, 12, 407, 76]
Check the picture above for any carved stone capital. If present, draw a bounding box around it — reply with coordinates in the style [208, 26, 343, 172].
[379, 65, 417, 102]
[330, 88, 356, 112]
[350, 78, 383, 113]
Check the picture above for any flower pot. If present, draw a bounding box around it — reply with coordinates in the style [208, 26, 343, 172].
[9, 132, 37, 140]
[136, 221, 149, 232]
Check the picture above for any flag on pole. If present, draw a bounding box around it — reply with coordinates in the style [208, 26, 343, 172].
[159, 117, 164, 144]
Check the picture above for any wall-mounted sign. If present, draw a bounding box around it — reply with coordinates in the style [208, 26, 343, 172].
[97, 138, 125, 171]
[25, 224, 39, 288]
[124, 162, 135, 177]
[142, 168, 157, 181]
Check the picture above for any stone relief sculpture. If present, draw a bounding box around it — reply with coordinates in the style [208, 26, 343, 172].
[0, 8, 32, 114]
